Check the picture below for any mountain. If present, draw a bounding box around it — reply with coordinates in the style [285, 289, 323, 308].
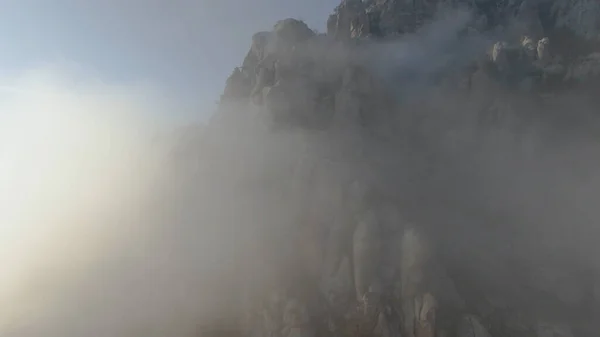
[192, 1, 600, 336]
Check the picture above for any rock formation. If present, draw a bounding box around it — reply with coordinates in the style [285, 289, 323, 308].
[194, 1, 600, 336]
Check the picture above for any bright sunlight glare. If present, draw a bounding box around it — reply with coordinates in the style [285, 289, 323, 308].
[0, 67, 166, 319]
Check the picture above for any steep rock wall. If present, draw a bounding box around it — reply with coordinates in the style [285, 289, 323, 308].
[198, 1, 600, 337]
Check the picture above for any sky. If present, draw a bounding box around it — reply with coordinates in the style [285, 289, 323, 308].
[0, 0, 340, 123]
[0, 3, 340, 311]
[0, 4, 340, 333]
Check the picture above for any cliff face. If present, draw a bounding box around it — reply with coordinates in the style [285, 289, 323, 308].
[199, 1, 600, 337]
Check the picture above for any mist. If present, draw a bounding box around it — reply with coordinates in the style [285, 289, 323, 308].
[1, 6, 600, 337]
[0, 65, 210, 337]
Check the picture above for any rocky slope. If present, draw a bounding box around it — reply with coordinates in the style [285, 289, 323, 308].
[194, 1, 600, 337]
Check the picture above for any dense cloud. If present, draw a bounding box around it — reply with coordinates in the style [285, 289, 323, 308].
[2, 1, 600, 337]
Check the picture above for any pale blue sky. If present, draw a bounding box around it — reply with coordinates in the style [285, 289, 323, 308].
[0, 0, 339, 121]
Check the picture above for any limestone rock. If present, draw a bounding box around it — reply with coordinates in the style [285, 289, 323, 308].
[414, 293, 437, 337]
[213, 3, 600, 337]
[222, 67, 253, 102]
[457, 315, 493, 337]
[261, 292, 286, 337]
[521, 36, 537, 62]
[527, 264, 587, 307]
[491, 41, 510, 72]
[353, 209, 382, 302]
[251, 67, 276, 103]
[565, 52, 600, 82]
[511, 0, 544, 40]
[535, 322, 574, 337]
[552, 0, 600, 42]
[398, 228, 435, 337]
[328, 0, 370, 40]
[282, 299, 315, 337]
[536, 37, 551, 66]
[399, 228, 431, 300]
[273, 19, 315, 45]
[243, 31, 274, 70]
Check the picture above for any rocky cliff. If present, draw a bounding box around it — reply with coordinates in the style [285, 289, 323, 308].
[193, 1, 600, 337]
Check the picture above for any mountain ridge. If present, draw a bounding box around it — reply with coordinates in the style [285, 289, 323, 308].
[193, 1, 600, 336]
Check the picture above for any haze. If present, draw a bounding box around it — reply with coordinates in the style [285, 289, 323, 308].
[0, 1, 338, 335]
[1, 1, 600, 337]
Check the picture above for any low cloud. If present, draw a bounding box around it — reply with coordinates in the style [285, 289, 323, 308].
[0, 64, 211, 337]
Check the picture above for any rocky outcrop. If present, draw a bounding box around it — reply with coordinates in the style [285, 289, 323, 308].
[565, 52, 600, 83]
[327, 0, 371, 39]
[457, 315, 492, 337]
[551, 0, 600, 42]
[207, 1, 600, 337]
